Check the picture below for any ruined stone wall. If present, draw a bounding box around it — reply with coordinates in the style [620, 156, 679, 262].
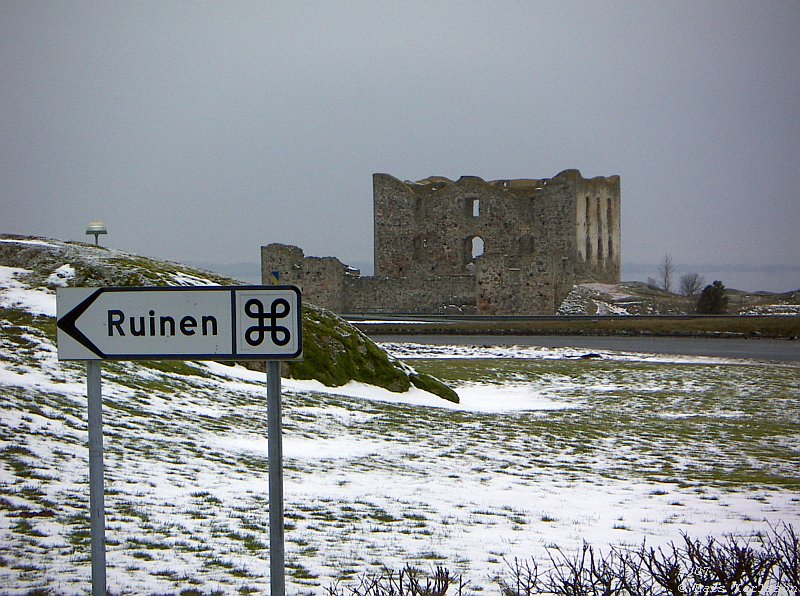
[373, 173, 553, 279]
[263, 169, 620, 315]
[574, 174, 622, 281]
[260, 243, 349, 312]
[343, 275, 476, 314]
[475, 254, 569, 315]
[371, 169, 619, 314]
[261, 242, 476, 314]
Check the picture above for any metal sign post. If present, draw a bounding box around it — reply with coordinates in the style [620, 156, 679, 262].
[86, 360, 106, 595]
[267, 360, 285, 595]
[57, 285, 302, 595]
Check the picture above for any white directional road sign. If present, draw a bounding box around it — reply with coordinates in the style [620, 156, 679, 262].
[57, 286, 302, 361]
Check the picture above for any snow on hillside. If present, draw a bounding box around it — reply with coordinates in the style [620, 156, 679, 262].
[559, 281, 800, 316]
[1, 238, 799, 594]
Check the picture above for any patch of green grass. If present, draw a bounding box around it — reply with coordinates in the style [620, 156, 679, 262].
[12, 518, 47, 537]
[1, 444, 35, 457]
[126, 536, 170, 550]
[191, 491, 222, 504]
[287, 305, 413, 392]
[417, 551, 446, 561]
[286, 560, 318, 580]
[371, 508, 399, 523]
[68, 527, 91, 547]
[204, 556, 235, 570]
[0, 307, 57, 342]
[227, 530, 268, 552]
[140, 359, 212, 378]
[410, 371, 459, 403]
[114, 501, 150, 522]
[131, 551, 155, 561]
[404, 357, 800, 490]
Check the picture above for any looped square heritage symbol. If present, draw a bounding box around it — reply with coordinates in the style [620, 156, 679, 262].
[244, 297, 291, 347]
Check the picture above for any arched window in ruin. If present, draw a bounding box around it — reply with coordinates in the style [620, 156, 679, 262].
[472, 236, 484, 259]
[464, 235, 484, 272]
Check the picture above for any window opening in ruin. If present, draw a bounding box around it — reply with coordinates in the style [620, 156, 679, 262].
[472, 236, 484, 259]
[607, 198, 614, 262]
[465, 197, 480, 218]
[596, 197, 603, 263]
[415, 197, 427, 220]
[464, 235, 484, 273]
[585, 198, 591, 261]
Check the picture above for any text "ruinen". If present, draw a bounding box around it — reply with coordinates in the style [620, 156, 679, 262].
[107, 310, 219, 337]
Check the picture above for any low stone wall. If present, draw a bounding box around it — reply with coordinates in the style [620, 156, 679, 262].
[343, 275, 476, 314]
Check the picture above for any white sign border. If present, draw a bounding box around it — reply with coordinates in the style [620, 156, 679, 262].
[57, 285, 303, 361]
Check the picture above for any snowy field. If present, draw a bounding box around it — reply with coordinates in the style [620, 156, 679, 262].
[1, 266, 799, 594]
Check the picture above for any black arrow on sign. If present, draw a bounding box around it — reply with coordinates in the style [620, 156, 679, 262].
[57, 289, 107, 358]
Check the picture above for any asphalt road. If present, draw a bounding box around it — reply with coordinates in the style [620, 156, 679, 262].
[370, 334, 800, 363]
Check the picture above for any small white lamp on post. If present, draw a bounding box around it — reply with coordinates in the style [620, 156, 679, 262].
[86, 221, 108, 246]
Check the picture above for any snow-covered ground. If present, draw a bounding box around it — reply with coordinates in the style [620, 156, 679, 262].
[1, 263, 799, 594]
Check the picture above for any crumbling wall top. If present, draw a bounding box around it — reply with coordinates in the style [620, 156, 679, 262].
[374, 170, 617, 201]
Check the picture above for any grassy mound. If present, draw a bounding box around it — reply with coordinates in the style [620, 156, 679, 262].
[0, 234, 457, 401]
[288, 304, 411, 392]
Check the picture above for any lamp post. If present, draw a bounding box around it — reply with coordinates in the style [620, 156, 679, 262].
[86, 221, 107, 245]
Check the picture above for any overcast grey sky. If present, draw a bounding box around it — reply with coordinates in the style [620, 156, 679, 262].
[2, 1, 799, 291]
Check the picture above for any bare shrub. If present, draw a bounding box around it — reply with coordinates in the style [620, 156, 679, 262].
[679, 273, 705, 296]
[325, 564, 464, 596]
[497, 557, 538, 595]
[328, 526, 798, 595]
[768, 522, 800, 594]
[633, 541, 693, 595]
[659, 253, 676, 293]
[682, 532, 777, 595]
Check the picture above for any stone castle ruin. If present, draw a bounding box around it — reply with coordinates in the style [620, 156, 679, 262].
[262, 169, 620, 315]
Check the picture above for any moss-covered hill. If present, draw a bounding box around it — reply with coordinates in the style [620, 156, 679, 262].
[0, 234, 457, 403]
